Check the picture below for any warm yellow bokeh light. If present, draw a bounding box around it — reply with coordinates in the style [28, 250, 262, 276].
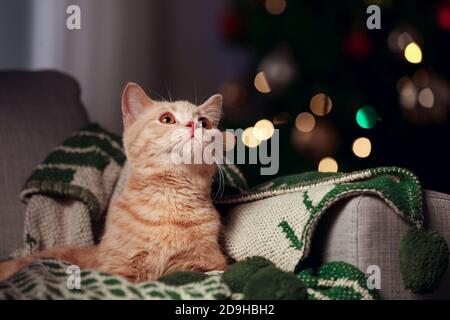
[352, 137, 372, 158]
[418, 88, 434, 108]
[318, 157, 338, 173]
[254, 72, 271, 93]
[254, 119, 275, 141]
[310, 93, 333, 116]
[222, 131, 236, 151]
[265, 0, 286, 15]
[404, 42, 422, 64]
[241, 127, 261, 148]
[295, 112, 316, 133]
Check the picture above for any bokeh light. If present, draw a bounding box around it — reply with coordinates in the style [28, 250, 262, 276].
[404, 42, 422, 64]
[241, 127, 261, 148]
[291, 120, 339, 160]
[397, 32, 414, 50]
[310, 93, 332, 116]
[254, 119, 275, 140]
[397, 77, 417, 109]
[352, 137, 372, 158]
[219, 82, 247, 107]
[222, 130, 236, 151]
[356, 106, 377, 129]
[254, 72, 271, 93]
[413, 69, 430, 87]
[273, 112, 292, 126]
[265, 0, 286, 15]
[418, 88, 434, 108]
[437, 5, 450, 31]
[295, 112, 316, 133]
[318, 157, 338, 173]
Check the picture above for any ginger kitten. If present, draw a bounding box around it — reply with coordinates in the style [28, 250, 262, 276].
[0, 83, 228, 282]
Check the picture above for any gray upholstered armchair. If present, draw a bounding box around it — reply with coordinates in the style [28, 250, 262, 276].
[0, 71, 449, 299]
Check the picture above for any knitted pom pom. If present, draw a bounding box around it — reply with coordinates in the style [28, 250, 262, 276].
[399, 228, 449, 293]
[222, 256, 274, 292]
[243, 266, 307, 300]
[158, 271, 208, 286]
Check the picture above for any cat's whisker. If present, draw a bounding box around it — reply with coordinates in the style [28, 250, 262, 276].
[147, 88, 168, 102]
[165, 82, 173, 102]
[212, 157, 225, 200]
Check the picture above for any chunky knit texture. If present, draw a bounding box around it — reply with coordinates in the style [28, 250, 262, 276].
[400, 229, 449, 293]
[218, 167, 424, 272]
[14, 124, 125, 257]
[0, 258, 378, 300]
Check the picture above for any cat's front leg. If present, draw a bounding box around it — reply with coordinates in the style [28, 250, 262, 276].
[0, 257, 32, 281]
[0, 246, 97, 282]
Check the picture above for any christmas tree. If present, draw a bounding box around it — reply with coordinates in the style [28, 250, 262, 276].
[218, 0, 450, 194]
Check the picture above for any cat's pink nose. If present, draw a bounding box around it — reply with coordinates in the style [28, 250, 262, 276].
[186, 121, 195, 137]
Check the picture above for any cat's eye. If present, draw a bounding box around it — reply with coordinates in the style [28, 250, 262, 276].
[198, 117, 211, 129]
[159, 112, 176, 125]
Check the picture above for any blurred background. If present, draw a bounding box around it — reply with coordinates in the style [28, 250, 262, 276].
[1, 0, 449, 194]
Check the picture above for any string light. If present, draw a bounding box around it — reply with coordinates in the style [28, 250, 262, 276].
[295, 112, 316, 133]
[254, 119, 275, 140]
[254, 72, 271, 93]
[265, 0, 286, 15]
[310, 93, 332, 116]
[241, 127, 261, 148]
[318, 157, 338, 173]
[222, 131, 236, 151]
[352, 137, 372, 158]
[418, 88, 434, 108]
[356, 106, 377, 129]
[404, 42, 422, 64]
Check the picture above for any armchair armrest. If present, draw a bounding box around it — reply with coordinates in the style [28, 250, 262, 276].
[311, 190, 450, 299]
[0, 70, 89, 260]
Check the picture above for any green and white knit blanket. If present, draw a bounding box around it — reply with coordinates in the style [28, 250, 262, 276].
[0, 258, 377, 300]
[218, 167, 422, 272]
[15, 124, 126, 256]
[3, 123, 430, 300]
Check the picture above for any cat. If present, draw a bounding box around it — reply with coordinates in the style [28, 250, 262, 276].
[0, 82, 228, 282]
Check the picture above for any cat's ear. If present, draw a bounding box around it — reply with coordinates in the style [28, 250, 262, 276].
[199, 94, 223, 127]
[121, 82, 153, 127]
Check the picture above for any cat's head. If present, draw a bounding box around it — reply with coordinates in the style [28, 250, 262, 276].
[121, 82, 223, 176]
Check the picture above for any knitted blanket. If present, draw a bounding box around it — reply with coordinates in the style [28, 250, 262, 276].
[0, 258, 377, 300]
[3, 123, 444, 299]
[218, 167, 423, 272]
[15, 124, 126, 256]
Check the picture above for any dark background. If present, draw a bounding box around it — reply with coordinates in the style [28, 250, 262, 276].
[218, 0, 450, 194]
